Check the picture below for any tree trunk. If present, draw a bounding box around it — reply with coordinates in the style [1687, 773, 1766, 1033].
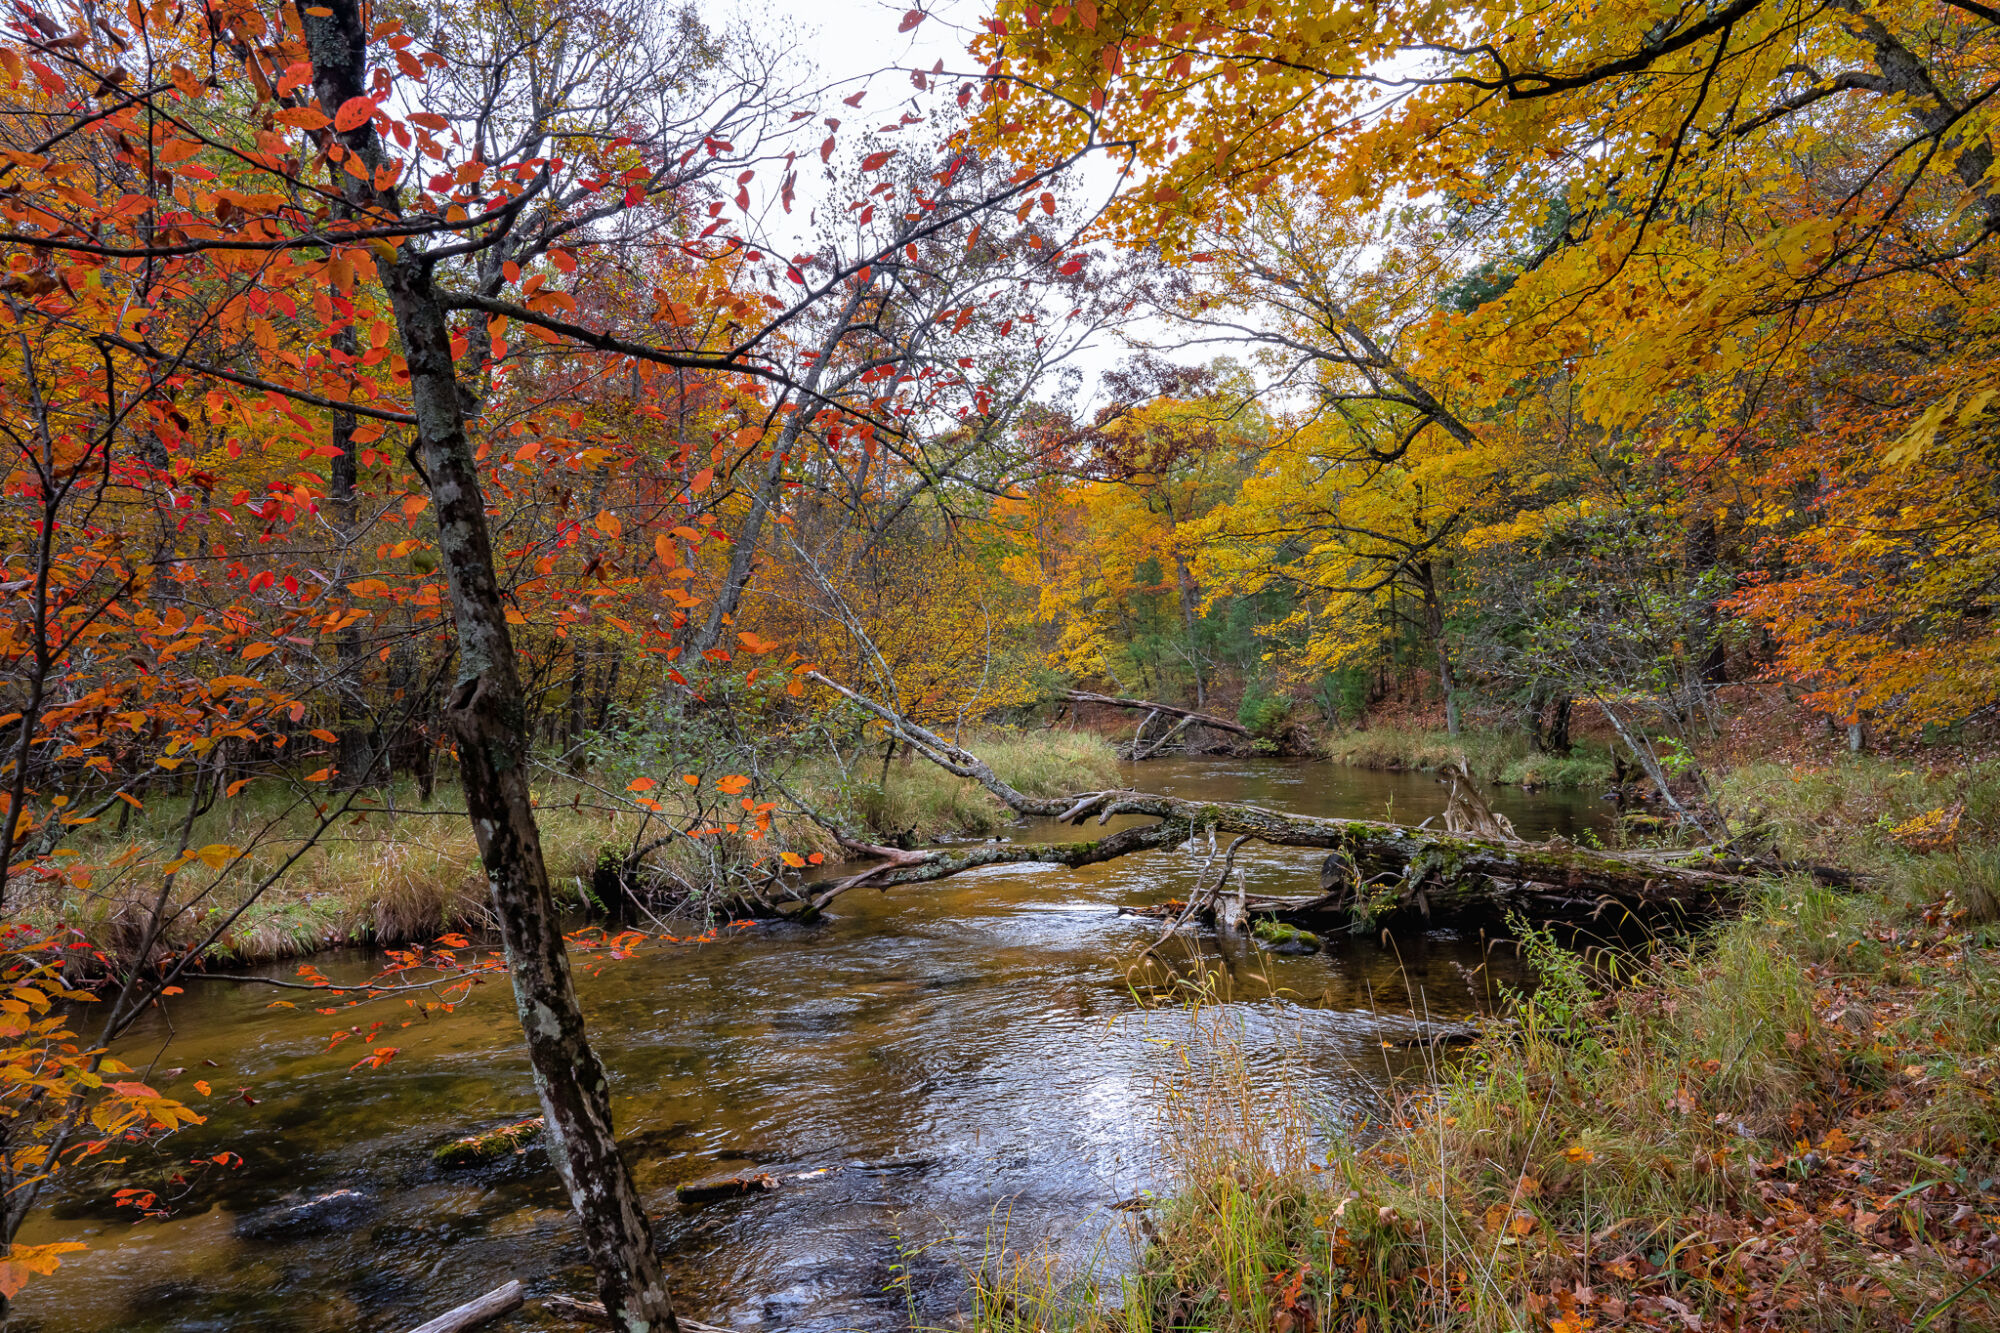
[300, 5, 679, 1327]
[1418, 561, 1461, 736]
[689, 282, 872, 655]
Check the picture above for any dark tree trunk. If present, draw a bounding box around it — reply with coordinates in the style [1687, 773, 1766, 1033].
[1684, 512, 1728, 686]
[1417, 560, 1461, 736]
[300, 5, 679, 1327]
[1527, 684, 1572, 755]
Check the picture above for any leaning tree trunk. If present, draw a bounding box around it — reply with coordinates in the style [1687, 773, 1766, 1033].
[300, 4, 679, 1328]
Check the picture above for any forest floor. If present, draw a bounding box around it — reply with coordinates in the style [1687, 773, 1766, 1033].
[970, 755, 2000, 1332]
[34, 729, 1120, 967]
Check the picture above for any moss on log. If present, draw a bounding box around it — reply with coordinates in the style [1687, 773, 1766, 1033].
[432, 1117, 545, 1168]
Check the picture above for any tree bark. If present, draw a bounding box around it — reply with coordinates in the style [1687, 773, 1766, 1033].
[300, 4, 679, 1328]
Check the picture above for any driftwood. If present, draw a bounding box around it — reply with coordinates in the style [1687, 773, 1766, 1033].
[806, 674, 1839, 929]
[406, 1281, 523, 1333]
[1061, 689, 1250, 737]
[1441, 759, 1517, 840]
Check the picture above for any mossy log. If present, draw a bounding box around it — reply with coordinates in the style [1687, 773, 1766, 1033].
[804, 673, 1818, 929]
[432, 1117, 545, 1168]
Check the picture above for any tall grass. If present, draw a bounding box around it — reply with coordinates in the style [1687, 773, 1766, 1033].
[1322, 724, 1614, 791]
[27, 729, 1120, 966]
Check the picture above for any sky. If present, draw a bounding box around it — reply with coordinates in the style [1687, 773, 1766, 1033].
[726, 0, 1171, 399]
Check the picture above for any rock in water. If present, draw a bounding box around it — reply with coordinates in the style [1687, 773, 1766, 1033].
[234, 1188, 376, 1241]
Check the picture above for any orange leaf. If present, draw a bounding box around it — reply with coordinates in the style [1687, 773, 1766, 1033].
[626, 777, 657, 792]
[272, 106, 329, 130]
[333, 96, 377, 132]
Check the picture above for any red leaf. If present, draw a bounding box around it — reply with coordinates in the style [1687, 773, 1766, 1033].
[861, 150, 895, 172]
[898, 7, 924, 30]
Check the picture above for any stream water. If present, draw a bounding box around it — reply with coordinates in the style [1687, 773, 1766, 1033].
[16, 758, 1606, 1333]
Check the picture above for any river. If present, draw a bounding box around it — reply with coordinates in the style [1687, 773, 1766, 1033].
[15, 758, 1606, 1332]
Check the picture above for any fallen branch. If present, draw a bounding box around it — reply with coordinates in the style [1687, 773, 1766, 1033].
[406, 1281, 523, 1333]
[1062, 689, 1250, 737]
[807, 672, 1805, 927]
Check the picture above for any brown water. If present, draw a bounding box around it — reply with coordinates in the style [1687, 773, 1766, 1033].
[15, 759, 1605, 1332]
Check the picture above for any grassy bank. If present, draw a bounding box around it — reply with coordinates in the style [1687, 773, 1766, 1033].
[975, 762, 2000, 1331]
[30, 728, 1119, 967]
[1323, 724, 1615, 791]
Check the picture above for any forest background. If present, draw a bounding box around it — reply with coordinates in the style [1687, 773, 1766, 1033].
[0, 0, 1995, 1324]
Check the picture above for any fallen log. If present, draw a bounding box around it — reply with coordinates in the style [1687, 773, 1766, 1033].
[1061, 689, 1250, 737]
[406, 1281, 523, 1333]
[805, 673, 1820, 929]
[675, 1171, 777, 1204]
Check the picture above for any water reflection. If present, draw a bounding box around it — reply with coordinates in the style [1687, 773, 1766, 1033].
[16, 758, 1603, 1331]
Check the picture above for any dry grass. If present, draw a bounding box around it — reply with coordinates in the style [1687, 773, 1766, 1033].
[1322, 725, 1614, 791]
[30, 728, 1120, 967]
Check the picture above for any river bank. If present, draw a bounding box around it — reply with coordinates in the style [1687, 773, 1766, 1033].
[1320, 722, 1616, 791]
[35, 730, 1120, 968]
[977, 757, 2000, 1331]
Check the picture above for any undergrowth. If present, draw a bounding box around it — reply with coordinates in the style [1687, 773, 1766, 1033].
[964, 863, 2000, 1331]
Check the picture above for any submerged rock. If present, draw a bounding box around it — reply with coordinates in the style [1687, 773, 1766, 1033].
[234, 1188, 376, 1241]
[1252, 920, 1323, 954]
[432, 1116, 546, 1168]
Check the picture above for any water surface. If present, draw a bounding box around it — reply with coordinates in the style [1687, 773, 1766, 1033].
[17, 758, 1605, 1331]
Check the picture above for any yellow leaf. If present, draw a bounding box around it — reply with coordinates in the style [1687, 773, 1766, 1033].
[0, 1242, 88, 1298]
